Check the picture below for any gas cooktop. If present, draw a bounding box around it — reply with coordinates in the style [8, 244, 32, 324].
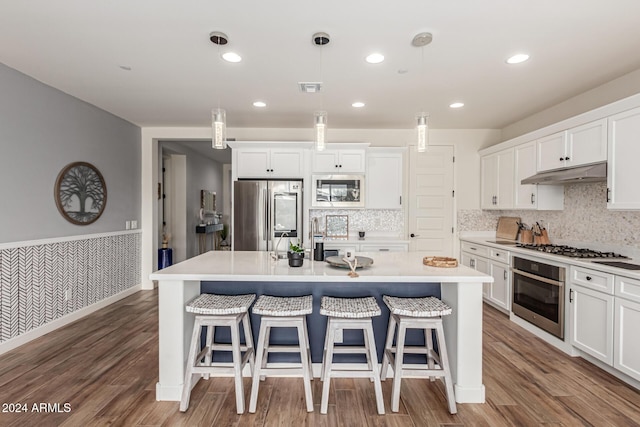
[516, 244, 629, 259]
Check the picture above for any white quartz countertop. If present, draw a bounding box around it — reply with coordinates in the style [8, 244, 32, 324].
[149, 250, 492, 283]
[460, 236, 640, 280]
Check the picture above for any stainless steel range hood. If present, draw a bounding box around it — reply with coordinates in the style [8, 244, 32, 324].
[521, 161, 607, 185]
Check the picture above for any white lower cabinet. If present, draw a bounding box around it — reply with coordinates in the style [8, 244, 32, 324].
[569, 267, 640, 382]
[614, 276, 640, 382]
[569, 284, 614, 365]
[460, 242, 509, 311]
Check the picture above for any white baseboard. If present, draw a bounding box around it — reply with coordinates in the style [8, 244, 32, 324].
[0, 284, 143, 355]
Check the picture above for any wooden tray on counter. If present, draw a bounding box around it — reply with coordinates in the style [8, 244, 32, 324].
[423, 256, 458, 268]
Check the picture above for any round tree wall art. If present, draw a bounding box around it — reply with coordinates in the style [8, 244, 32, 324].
[55, 162, 107, 225]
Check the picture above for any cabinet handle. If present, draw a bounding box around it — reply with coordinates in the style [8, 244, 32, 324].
[339, 164, 342, 168]
[504, 270, 507, 280]
[470, 247, 477, 251]
[559, 157, 564, 161]
[471, 259, 475, 268]
[531, 193, 535, 204]
[586, 276, 592, 281]
[570, 288, 574, 303]
[496, 253, 500, 256]
[607, 188, 611, 203]
[565, 156, 570, 161]
[335, 164, 338, 168]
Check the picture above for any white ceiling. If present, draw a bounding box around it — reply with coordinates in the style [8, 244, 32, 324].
[2, 0, 640, 133]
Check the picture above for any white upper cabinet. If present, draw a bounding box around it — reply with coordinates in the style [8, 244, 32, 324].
[366, 148, 403, 209]
[537, 119, 607, 172]
[481, 148, 514, 210]
[312, 149, 366, 173]
[235, 147, 305, 178]
[514, 141, 564, 210]
[607, 107, 640, 209]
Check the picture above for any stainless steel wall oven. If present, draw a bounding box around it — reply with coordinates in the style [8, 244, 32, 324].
[512, 256, 566, 339]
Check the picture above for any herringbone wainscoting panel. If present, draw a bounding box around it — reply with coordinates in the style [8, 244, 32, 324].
[0, 232, 141, 343]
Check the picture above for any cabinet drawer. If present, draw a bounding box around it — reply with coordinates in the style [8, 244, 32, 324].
[359, 244, 408, 252]
[571, 266, 614, 294]
[489, 248, 510, 264]
[461, 242, 489, 257]
[615, 275, 640, 304]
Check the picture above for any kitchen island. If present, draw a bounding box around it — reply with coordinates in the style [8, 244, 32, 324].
[150, 251, 492, 404]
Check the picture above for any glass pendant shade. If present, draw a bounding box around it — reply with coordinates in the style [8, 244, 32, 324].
[416, 113, 429, 152]
[212, 108, 227, 149]
[314, 111, 327, 151]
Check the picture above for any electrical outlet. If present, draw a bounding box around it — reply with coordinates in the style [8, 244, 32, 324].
[64, 289, 72, 301]
[131, 220, 137, 229]
[125, 221, 131, 230]
[334, 328, 343, 343]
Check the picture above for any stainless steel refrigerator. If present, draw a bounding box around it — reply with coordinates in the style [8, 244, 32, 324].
[233, 180, 303, 252]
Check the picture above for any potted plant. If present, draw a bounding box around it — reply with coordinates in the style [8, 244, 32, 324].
[288, 241, 305, 267]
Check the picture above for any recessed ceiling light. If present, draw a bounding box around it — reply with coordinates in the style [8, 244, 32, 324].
[253, 101, 266, 108]
[449, 102, 464, 109]
[365, 53, 384, 64]
[506, 53, 530, 64]
[352, 102, 365, 108]
[222, 52, 242, 63]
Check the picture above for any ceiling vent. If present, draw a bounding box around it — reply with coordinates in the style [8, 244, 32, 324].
[298, 82, 323, 93]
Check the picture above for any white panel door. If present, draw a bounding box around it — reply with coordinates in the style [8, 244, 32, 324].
[570, 285, 614, 365]
[408, 145, 454, 256]
[614, 297, 640, 381]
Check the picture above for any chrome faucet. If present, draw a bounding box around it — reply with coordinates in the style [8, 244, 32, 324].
[271, 232, 289, 261]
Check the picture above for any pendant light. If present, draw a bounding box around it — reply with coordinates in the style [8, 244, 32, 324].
[313, 32, 330, 151]
[210, 31, 228, 149]
[412, 32, 433, 152]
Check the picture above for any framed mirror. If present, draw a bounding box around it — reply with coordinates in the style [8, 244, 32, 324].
[201, 190, 216, 213]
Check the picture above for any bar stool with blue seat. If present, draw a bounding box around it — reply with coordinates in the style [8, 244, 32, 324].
[319, 296, 385, 415]
[380, 295, 456, 414]
[248, 294, 314, 413]
[180, 293, 256, 414]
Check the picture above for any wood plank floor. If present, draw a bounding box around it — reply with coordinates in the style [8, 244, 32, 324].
[0, 289, 638, 426]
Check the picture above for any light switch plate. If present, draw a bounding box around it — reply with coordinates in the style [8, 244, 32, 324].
[131, 220, 137, 229]
[125, 221, 131, 230]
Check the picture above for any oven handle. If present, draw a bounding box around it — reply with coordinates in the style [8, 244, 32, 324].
[512, 268, 564, 287]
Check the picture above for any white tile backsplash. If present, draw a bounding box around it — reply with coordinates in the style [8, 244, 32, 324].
[310, 209, 404, 238]
[458, 182, 640, 249]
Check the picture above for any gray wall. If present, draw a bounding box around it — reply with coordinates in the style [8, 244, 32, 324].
[0, 63, 141, 244]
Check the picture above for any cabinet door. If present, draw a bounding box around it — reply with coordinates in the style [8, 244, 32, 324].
[366, 151, 402, 209]
[570, 285, 614, 365]
[608, 107, 640, 209]
[614, 297, 640, 381]
[461, 253, 490, 297]
[338, 150, 366, 173]
[489, 261, 510, 312]
[236, 149, 271, 178]
[514, 142, 537, 209]
[270, 149, 303, 177]
[312, 150, 340, 172]
[537, 131, 567, 172]
[495, 148, 514, 209]
[566, 119, 607, 167]
[480, 154, 498, 209]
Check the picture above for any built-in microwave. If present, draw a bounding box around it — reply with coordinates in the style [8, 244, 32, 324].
[311, 174, 365, 208]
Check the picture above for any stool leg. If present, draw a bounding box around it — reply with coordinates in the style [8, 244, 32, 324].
[320, 318, 331, 382]
[391, 321, 407, 413]
[230, 319, 245, 414]
[249, 319, 269, 413]
[435, 322, 457, 414]
[203, 325, 214, 380]
[381, 314, 397, 381]
[296, 319, 314, 412]
[364, 319, 385, 415]
[180, 317, 202, 412]
[363, 326, 374, 383]
[321, 318, 336, 414]
[303, 316, 314, 381]
[425, 327, 436, 382]
[242, 313, 255, 376]
[260, 326, 271, 381]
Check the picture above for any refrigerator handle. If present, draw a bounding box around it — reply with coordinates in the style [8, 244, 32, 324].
[264, 188, 269, 242]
